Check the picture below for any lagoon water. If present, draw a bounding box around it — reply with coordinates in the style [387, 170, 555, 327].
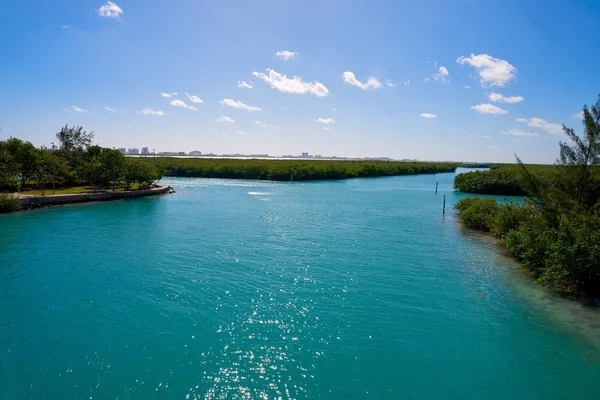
[1, 170, 600, 399]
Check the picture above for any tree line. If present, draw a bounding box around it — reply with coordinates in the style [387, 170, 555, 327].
[455, 95, 600, 298]
[0, 125, 162, 195]
[141, 157, 459, 181]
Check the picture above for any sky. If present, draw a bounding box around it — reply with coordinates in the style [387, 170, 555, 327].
[1, 0, 600, 163]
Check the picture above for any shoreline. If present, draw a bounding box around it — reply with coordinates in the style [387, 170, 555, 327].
[12, 184, 173, 211]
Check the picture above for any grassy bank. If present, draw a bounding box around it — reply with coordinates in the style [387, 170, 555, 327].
[140, 158, 462, 181]
[17, 183, 145, 196]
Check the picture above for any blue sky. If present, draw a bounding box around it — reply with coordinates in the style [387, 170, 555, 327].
[1, 0, 599, 163]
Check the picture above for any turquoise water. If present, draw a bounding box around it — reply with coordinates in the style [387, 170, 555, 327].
[1, 170, 600, 399]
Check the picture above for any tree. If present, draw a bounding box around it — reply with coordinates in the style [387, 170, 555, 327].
[123, 158, 158, 190]
[56, 125, 94, 169]
[56, 125, 95, 152]
[517, 95, 600, 222]
[0, 141, 19, 192]
[79, 147, 125, 189]
[32, 147, 70, 195]
[3, 138, 39, 190]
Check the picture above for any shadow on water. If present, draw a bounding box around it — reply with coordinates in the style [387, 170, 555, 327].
[457, 225, 600, 354]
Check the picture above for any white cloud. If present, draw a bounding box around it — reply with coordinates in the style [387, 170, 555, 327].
[238, 131, 250, 135]
[420, 113, 437, 119]
[482, 135, 491, 139]
[573, 111, 584, 120]
[457, 54, 517, 88]
[97, 1, 123, 18]
[214, 116, 235, 123]
[503, 96, 524, 104]
[464, 85, 471, 89]
[404, 80, 410, 86]
[488, 92, 524, 104]
[342, 71, 383, 90]
[471, 103, 508, 115]
[237, 80, 254, 89]
[170, 99, 197, 111]
[184, 93, 203, 104]
[141, 108, 165, 116]
[315, 117, 335, 124]
[71, 106, 87, 112]
[62, 25, 72, 29]
[386, 80, 396, 87]
[432, 66, 449, 83]
[516, 117, 563, 134]
[274, 50, 298, 60]
[160, 92, 177, 98]
[488, 93, 503, 102]
[220, 98, 261, 111]
[252, 69, 329, 97]
[255, 120, 268, 127]
[104, 106, 117, 112]
[322, 127, 332, 131]
[503, 129, 539, 137]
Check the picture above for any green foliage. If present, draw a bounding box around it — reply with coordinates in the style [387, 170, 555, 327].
[456, 94, 600, 297]
[454, 169, 528, 195]
[0, 142, 19, 191]
[3, 138, 39, 190]
[78, 147, 125, 189]
[0, 126, 161, 196]
[140, 157, 458, 181]
[454, 197, 537, 236]
[454, 197, 499, 231]
[55, 125, 95, 171]
[516, 96, 600, 224]
[123, 158, 159, 189]
[56, 125, 94, 152]
[31, 147, 71, 195]
[0, 193, 20, 213]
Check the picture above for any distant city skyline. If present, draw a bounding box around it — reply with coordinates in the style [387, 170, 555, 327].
[2, 1, 600, 163]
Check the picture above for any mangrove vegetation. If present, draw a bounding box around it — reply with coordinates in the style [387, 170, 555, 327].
[455, 95, 600, 298]
[139, 157, 459, 181]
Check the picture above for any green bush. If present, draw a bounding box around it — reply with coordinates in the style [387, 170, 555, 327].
[0, 193, 20, 213]
[454, 170, 527, 195]
[454, 197, 499, 231]
[456, 196, 600, 297]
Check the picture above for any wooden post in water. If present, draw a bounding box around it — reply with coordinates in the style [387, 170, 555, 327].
[435, 182, 438, 194]
[443, 194, 446, 215]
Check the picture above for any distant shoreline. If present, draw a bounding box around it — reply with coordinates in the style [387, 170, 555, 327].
[142, 158, 473, 182]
